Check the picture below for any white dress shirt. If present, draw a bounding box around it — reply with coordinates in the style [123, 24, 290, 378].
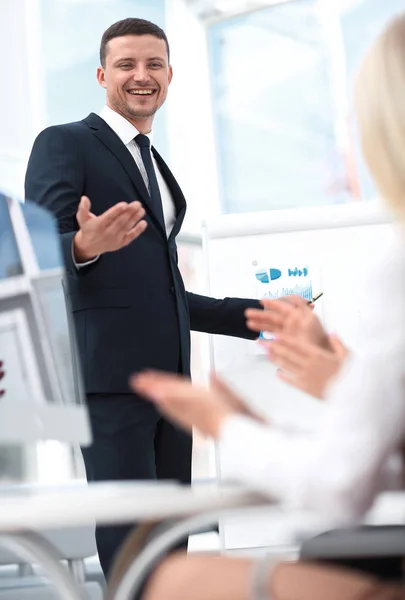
[99, 105, 176, 237]
[74, 106, 176, 267]
[219, 232, 405, 524]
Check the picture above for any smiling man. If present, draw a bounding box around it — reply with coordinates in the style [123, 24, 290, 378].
[24, 18, 260, 577]
[97, 24, 171, 134]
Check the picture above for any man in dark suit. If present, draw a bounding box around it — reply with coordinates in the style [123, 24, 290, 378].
[25, 17, 260, 576]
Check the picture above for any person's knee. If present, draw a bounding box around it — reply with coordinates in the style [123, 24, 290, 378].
[143, 554, 254, 600]
[143, 552, 191, 600]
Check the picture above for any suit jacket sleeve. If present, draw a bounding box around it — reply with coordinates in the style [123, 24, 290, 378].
[187, 292, 261, 339]
[24, 125, 90, 278]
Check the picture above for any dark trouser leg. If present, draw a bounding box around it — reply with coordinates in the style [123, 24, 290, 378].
[81, 394, 159, 577]
[154, 417, 193, 550]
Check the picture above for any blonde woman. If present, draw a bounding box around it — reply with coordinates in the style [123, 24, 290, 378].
[122, 13, 405, 600]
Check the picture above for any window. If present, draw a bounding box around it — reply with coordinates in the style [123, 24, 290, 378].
[208, 0, 403, 213]
[340, 0, 405, 200]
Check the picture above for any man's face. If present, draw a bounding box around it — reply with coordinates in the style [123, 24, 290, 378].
[97, 34, 172, 129]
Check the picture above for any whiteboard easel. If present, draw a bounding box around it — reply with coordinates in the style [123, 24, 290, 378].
[203, 201, 395, 551]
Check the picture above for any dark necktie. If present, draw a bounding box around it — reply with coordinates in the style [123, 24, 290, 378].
[135, 134, 165, 229]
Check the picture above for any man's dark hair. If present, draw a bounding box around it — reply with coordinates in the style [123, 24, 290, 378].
[100, 18, 170, 67]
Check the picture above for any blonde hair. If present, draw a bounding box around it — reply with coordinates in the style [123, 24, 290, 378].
[355, 13, 405, 220]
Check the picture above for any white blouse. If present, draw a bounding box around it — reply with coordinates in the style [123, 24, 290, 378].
[218, 232, 405, 524]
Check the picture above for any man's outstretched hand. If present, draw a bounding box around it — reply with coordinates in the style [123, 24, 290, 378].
[73, 196, 147, 262]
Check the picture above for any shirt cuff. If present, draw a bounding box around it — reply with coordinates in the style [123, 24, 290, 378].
[71, 240, 99, 269]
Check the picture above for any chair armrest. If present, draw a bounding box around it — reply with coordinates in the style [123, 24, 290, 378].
[300, 525, 405, 560]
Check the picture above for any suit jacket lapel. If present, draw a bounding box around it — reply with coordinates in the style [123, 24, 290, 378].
[152, 147, 187, 239]
[83, 113, 166, 236]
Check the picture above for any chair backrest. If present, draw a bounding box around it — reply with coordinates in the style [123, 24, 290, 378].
[0, 194, 91, 448]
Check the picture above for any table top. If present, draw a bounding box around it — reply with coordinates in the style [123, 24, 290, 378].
[0, 481, 266, 532]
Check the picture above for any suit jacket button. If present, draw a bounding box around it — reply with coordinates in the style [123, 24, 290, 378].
[170, 286, 175, 295]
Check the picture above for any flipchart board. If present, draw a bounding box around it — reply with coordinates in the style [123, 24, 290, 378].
[203, 201, 396, 551]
